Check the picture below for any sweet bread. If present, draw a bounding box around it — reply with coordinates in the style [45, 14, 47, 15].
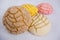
[28, 13, 51, 36]
[3, 6, 32, 34]
[21, 4, 38, 16]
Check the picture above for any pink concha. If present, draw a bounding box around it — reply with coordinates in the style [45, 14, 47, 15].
[37, 3, 53, 15]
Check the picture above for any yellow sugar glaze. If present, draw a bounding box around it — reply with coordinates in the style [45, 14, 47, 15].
[21, 4, 38, 16]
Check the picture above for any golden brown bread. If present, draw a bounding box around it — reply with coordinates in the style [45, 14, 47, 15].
[3, 6, 32, 34]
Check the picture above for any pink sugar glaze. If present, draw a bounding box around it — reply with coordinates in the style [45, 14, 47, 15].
[37, 3, 53, 15]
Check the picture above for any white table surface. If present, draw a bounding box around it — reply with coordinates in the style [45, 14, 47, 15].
[0, 0, 60, 40]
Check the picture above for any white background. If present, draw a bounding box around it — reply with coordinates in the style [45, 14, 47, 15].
[0, 0, 60, 40]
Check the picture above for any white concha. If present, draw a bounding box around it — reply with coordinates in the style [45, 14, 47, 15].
[3, 6, 32, 34]
[28, 13, 51, 36]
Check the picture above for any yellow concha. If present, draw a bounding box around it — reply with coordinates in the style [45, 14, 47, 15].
[3, 6, 32, 34]
[21, 4, 38, 16]
[28, 13, 51, 36]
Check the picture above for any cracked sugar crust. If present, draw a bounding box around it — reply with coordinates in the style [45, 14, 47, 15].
[3, 6, 32, 34]
[28, 13, 51, 36]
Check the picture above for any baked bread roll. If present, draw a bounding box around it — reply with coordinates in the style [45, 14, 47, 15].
[21, 4, 38, 16]
[3, 6, 32, 34]
[28, 13, 51, 36]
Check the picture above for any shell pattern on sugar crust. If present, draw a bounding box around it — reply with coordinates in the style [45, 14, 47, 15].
[29, 13, 51, 36]
[3, 6, 32, 34]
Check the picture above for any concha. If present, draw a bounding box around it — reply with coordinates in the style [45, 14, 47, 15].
[3, 6, 32, 34]
[28, 13, 51, 36]
[21, 4, 38, 16]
